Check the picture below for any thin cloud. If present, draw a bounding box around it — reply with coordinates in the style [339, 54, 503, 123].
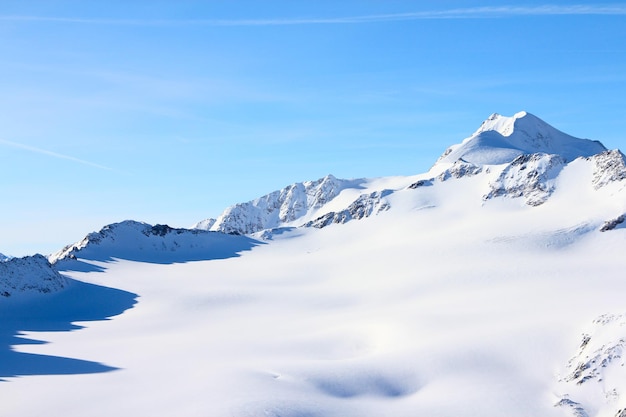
[1, 5, 626, 26]
[0, 139, 114, 171]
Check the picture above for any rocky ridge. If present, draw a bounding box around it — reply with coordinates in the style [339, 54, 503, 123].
[49, 220, 256, 266]
[0, 254, 67, 297]
[305, 190, 392, 229]
[558, 314, 626, 417]
[193, 174, 364, 235]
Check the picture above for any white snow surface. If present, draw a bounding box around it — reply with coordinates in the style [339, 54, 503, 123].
[4, 112, 626, 417]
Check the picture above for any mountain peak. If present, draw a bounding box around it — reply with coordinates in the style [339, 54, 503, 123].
[193, 174, 364, 235]
[436, 111, 606, 166]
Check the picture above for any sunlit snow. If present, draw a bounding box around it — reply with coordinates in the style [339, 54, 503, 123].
[2, 113, 626, 417]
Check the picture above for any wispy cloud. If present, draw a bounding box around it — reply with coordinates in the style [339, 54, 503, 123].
[1, 5, 626, 26]
[0, 139, 114, 171]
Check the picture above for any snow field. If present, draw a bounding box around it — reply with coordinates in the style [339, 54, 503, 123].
[5, 167, 626, 416]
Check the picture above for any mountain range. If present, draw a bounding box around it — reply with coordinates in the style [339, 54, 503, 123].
[3, 111, 626, 417]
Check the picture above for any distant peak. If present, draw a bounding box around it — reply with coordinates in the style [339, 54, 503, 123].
[435, 111, 607, 166]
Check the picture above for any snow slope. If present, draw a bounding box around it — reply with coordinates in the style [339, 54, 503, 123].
[3, 112, 626, 417]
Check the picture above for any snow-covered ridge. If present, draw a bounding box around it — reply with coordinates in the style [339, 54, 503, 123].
[193, 174, 365, 234]
[189, 112, 623, 234]
[436, 111, 606, 166]
[0, 254, 67, 297]
[305, 189, 393, 229]
[483, 153, 566, 206]
[590, 149, 626, 189]
[50, 220, 258, 266]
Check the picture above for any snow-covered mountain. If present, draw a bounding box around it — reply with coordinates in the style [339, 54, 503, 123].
[4, 111, 626, 417]
[50, 220, 259, 268]
[436, 111, 606, 166]
[0, 254, 66, 297]
[188, 111, 624, 235]
[192, 174, 366, 234]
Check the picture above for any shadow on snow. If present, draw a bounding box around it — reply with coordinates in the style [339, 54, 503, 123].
[0, 279, 137, 380]
[0, 232, 259, 379]
[55, 233, 262, 273]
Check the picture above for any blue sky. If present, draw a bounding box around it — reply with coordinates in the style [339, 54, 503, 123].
[1, 1, 626, 256]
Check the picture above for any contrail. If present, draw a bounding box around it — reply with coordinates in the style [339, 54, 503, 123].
[0, 139, 114, 171]
[1, 5, 625, 26]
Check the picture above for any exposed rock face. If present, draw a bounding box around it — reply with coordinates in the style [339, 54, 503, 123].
[437, 160, 483, 181]
[558, 314, 626, 417]
[0, 254, 67, 297]
[564, 314, 626, 386]
[590, 150, 626, 189]
[305, 190, 392, 229]
[407, 179, 433, 189]
[483, 153, 566, 206]
[600, 215, 625, 232]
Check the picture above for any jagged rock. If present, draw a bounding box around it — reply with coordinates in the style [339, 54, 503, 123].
[483, 153, 565, 206]
[600, 215, 625, 232]
[407, 179, 433, 189]
[590, 150, 626, 189]
[0, 254, 67, 297]
[305, 190, 392, 229]
[195, 175, 362, 235]
[437, 160, 482, 181]
[555, 398, 589, 417]
[559, 314, 626, 417]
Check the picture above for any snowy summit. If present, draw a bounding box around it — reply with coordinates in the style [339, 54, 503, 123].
[436, 111, 606, 166]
